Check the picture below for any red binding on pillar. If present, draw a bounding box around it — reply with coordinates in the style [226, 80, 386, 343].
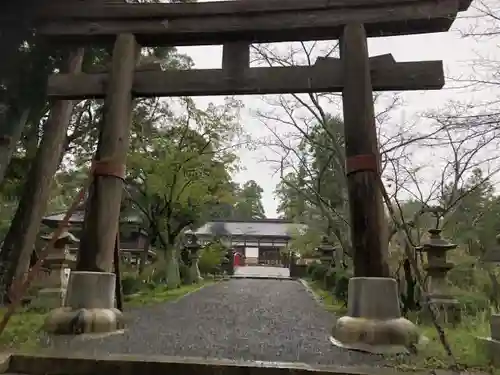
[0, 135, 12, 146]
[91, 159, 126, 180]
[346, 154, 378, 176]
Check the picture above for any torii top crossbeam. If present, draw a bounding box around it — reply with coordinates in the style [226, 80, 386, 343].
[35, 0, 472, 47]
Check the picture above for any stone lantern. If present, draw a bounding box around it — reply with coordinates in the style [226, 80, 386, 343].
[219, 236, 234, 277]
[417, 228, 460, 324]
[184, 233, 202, 284]
[316, 236, 336, 266]
[477, 234, 500, 366]
[32, 228, 78, 308]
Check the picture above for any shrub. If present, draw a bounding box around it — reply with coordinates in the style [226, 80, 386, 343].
[199, 243, 226, 275]
[333, 270, 351, 306]
[324, 268, 337, 289]
[455, 291, 490, 316]
[311, 263, 329, 282]
[307, 262, 320, 276]
[121, 273, 144, 295]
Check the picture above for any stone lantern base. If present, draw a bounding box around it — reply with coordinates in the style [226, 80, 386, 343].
[331, 277, 420, 354]
[43, 271, 124, 335]
[32, 287, 67, 309]
[189, 260, 203, 284]
[31, 256, 74, 309]
[419, 296, 461, 326]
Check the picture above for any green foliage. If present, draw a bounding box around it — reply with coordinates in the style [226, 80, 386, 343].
[232, 180, 266, 219]
[0, 308, 46, 352]
[454, 291, 490, 316]
[126, 97, 243, 250]
[198, 242, 226, 275]
[324, 268, 337, 290]
[332, 270, 351, 306]
[121, 273, 145, 296]
[308, 262, 329, 283]
[306, 262, 320, 276]
[288, 226, 321, 257]
[274, 116, 350, 255]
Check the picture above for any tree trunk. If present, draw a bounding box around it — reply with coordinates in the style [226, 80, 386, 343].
[0, 49, 84, 303]
[165, 247, 181, 289]
[0, 108, 30, 186]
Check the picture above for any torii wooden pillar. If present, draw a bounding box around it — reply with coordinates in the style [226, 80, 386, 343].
[341, 24, 390, 278]
[77, 34, 138, 273]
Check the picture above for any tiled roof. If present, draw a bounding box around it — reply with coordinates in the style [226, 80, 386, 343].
[191, 219, 307, 238]
[42, 210, 142, 227]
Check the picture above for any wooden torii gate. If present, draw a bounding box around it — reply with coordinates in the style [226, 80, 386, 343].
[32, 0, 470, 350]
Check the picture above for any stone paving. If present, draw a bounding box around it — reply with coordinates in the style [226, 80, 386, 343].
[233, 265, 290, 279]
[45, 279, 381, 366]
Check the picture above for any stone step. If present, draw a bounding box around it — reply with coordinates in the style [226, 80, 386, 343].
[1, 353, 378, 375]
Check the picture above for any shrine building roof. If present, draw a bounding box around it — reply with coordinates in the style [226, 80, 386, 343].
[191, 219, 306, 239]
[42, 209, 142, 228]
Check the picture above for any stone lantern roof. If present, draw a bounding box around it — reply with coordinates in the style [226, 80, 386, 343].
[316, 236, 336, 253]
[416, 228, 456, 272]
[40, 229, 79, 244]
[418, 228, 457, 252]
[184, 233, 201, 250]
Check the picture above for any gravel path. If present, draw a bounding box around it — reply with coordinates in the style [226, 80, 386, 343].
[47, 279, 381, 365]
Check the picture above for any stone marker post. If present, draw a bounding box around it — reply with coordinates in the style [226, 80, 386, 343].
[477, 234, 500, 367]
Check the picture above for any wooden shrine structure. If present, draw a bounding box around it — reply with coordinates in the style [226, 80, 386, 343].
[24, 0, 473, 353]
[41, 207, 156, 267]
[32, 0, 472, 279]
[191, 219, 305, 266]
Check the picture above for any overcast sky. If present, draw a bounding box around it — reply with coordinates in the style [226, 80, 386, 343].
[177, 1, 499, 218]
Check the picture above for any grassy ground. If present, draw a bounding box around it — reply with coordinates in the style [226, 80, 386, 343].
[0, 280, 212, 353]
[123, 280, 214, 307]
[0, 308, 46, 352]
[305, 279, 494, 372]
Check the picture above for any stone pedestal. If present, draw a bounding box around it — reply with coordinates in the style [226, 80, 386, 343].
[420, 296, 461, 326]
[331, 277, 420, 354]
[31, 265, 73, 309]
[44, 271, 124, 335]
[477, 314, 500, 367]
[189, 254, 203, 284]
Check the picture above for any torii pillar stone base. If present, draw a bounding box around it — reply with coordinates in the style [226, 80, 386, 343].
[43, 271, 124, 335]
[330, 277, 421, 354]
